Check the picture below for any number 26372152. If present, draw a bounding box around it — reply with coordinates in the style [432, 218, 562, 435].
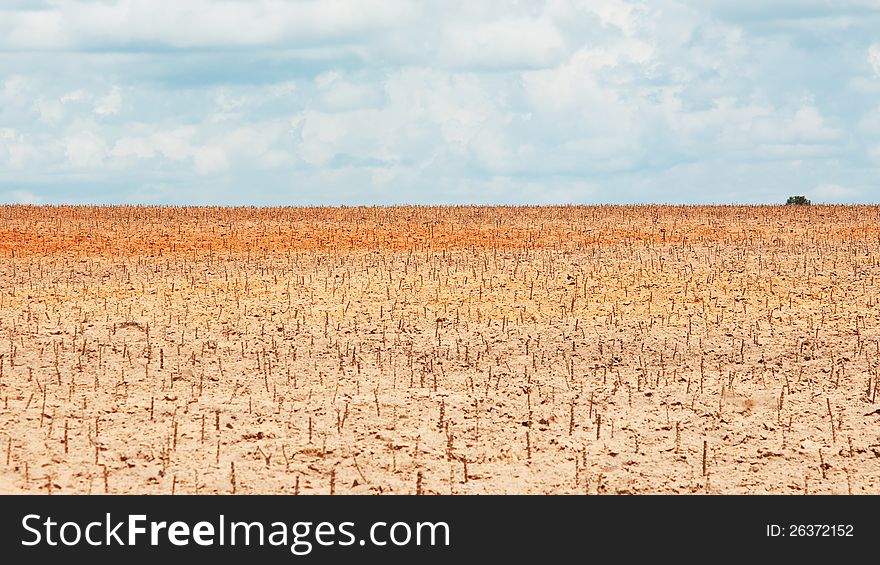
[766, 524, 853, 537]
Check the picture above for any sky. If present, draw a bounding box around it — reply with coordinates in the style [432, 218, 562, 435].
[1, 0, 880, 206]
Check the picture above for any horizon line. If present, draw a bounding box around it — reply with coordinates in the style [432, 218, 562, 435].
[0, 202, 875, 209]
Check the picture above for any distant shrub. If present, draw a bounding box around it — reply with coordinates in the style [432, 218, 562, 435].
[785, 195, 811, 206]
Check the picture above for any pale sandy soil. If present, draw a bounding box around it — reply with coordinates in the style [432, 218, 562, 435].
[0, 476, 18, 494]
[0, 205, 879, 494]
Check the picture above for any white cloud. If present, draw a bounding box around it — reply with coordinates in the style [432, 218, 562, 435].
[215, 91, 245, 112]
[193, 146, 229, 174]
[64, 131, 108, 167]
[314, 72, 383, 111]
[0, 8, 69, 50]
[1, 75, 31, 105]
[61, 89, 89, 104]
[752, 104, 840, 144]
[110, 127, 233, 175]
[110, 136, 156, 160]
[219, 125, 289, 166]
[809, 183, 861, 203]
[33, 98, 64, 124]
[2, 190, 43, 205]
[1, 1, 879, 204]
[442, 17, 567, 69]
[94, 86, 122, 117]
[870, 43, 880, 77]
[0, 128, 41, 169]
[124, 182, 176, 204]
[0, 0, 416, 50]
[294, 68, 514, 171]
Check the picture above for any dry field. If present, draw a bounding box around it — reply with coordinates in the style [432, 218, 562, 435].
[1, 205, 879, 495]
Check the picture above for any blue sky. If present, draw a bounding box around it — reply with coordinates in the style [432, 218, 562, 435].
[1, 0, 879, 205]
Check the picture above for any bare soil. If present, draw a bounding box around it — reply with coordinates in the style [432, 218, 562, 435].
[1, 205, 879, 494]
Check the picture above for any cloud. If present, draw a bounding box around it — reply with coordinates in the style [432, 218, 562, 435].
[0, 1, 879, 204]
[2, 190, 43, 205]
[442, 17, 567, 69]
[313, 72, 384, 111]
[110, 136, 155, 160]
[113, 128, 224, 176]
[0, 128, 41, 169]
[870, 43, 880, 77]
[61, 89, 89, 104]
[64, 131, 107, 167]
[0, 0, 416, 51]
[1, 75, 31, 105]
[94, 86, 122, 117]
[809, 183, 862, 203]
[192, 146, 229, 174]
